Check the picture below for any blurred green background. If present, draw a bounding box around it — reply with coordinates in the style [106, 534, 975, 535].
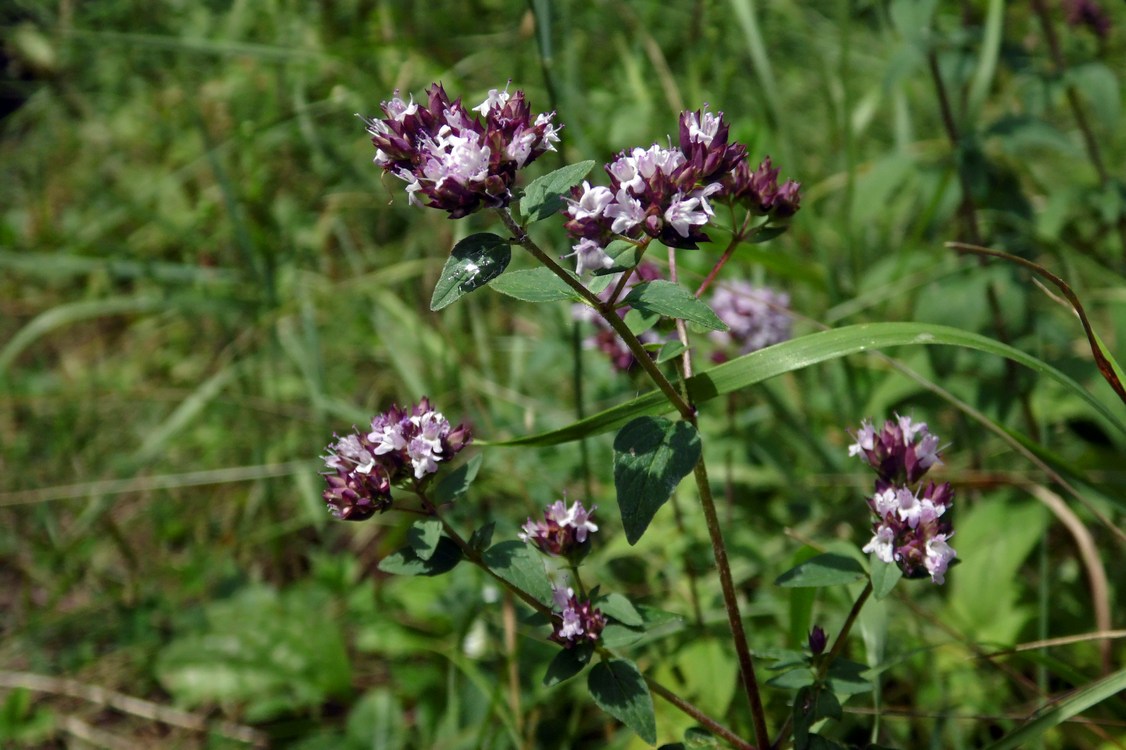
[1, 1, 1124, 748]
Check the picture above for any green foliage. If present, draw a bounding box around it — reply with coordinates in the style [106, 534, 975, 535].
[520, 160, 596, 223]
[489, 267, 581, 302]
[155, 585, 351, 722]
[378, 537, 464, 576]
[869, 556, 903, 600]
[3, 0, 1125, 747]
[621, 280, 728, 331]
[481, 540, 554, 605]
[587, 658, 657, 745]
[430, 233, 512, 310]
[0, 690, 54, 746]
[613, 416, 702, 544]
[775, 553, 867, 588]
[543, 642, 594, 687]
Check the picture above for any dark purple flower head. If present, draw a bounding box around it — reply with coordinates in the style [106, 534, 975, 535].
[678, 107, 748, 184]
[862, 482, 956, 583]
[851, 416, 956, 584]
[849, 415, 942, 485]
[722, 157, 802, 218]
[563, 144, 715, 250]
[1063, 0, 1111, 38]
[549, 587, 607, 648]
[322, 465, 392, 521]
[520, 499, 598, 557]
[361, 83, 560, 218]
[561, 107, 799, 267]
[708, 281, 791, 361]
[321, 398, 471, 520]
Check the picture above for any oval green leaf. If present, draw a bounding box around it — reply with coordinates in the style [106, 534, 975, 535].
[543, 642, 594, 687]
[869, 555, 902, 600]
[430, 233, 511, 311]
[587, 658, 657, 745]
[482, 540, 554, 605]
[378, 537, 462, 576]
[597, 592, 644, 627]
[775, 552, 866, 588]
[614, 417, 701, 545]
[489, 267, 580, 302]
[622, 280, 727, 331]
[520, 160, 596, 223]
[406, 519, 443, 561]
[433, 453, 483, 504]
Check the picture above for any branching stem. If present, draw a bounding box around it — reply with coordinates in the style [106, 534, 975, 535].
[496, 208, 694, 420]
[499, 205, 770, 748]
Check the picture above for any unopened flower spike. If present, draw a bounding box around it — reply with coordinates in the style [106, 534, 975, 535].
[321, 398, 471, 520]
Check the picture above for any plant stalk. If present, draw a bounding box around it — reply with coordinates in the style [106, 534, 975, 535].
[421, 493, 753, 746]
[497, 208, 694, 419]
[499, 207, 770, 747]
[646, 676, 757, 750]
[825, 580, 873, 666]
[691, 457, 772, 750]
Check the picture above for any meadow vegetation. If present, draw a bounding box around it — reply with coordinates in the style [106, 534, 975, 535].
[1, 1, 1124, 748]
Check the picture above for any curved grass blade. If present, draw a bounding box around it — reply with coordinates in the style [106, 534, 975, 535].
[948, 241, 1126, 409]
[493, 322, 1126, 447]
[0, 295, 164, 375]
[979, 667, 1126, 750]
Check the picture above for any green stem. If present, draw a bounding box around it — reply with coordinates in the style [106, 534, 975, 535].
[646, 676, 757, 750]
[496, 206, 769, 747]
[566, 560, 588, 600]
[695, 213, 753, 299]
[824, 580, 873, 667]
[419, 493, 553, 617]
[691, 457, 771, 750]
[496, 208, 694, 419]
[419, 493, 750, 746]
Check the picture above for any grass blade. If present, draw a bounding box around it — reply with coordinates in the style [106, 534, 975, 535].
[492, 322, 1126, 446]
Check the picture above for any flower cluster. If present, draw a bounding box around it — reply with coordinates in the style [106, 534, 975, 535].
[562, 107, 800, 263]
[572, 261, 666, 371]
[550, 586, 607, 648]
[520, 499, 599, 557]
[1063, 0, 1111, 38]
[849, 416, 956, 584]
[849, 415, 942, 485]
[361, 83, 560, 218]
[321, 398, 471, 521]
[707, 281, 792, 361]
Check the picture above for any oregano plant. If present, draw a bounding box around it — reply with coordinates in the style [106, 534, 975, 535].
[309, 81, 1119, 749]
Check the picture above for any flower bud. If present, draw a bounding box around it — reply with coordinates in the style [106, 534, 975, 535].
[808, 625, 828, 656]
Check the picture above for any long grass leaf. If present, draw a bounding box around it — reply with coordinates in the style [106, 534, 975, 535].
[967, 0, 1004, 118]
[979, 667, 1126, 750]
[0, 296, 164, 374]
[492, 322, 1126, 446]
[131, 365, 241, 464]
